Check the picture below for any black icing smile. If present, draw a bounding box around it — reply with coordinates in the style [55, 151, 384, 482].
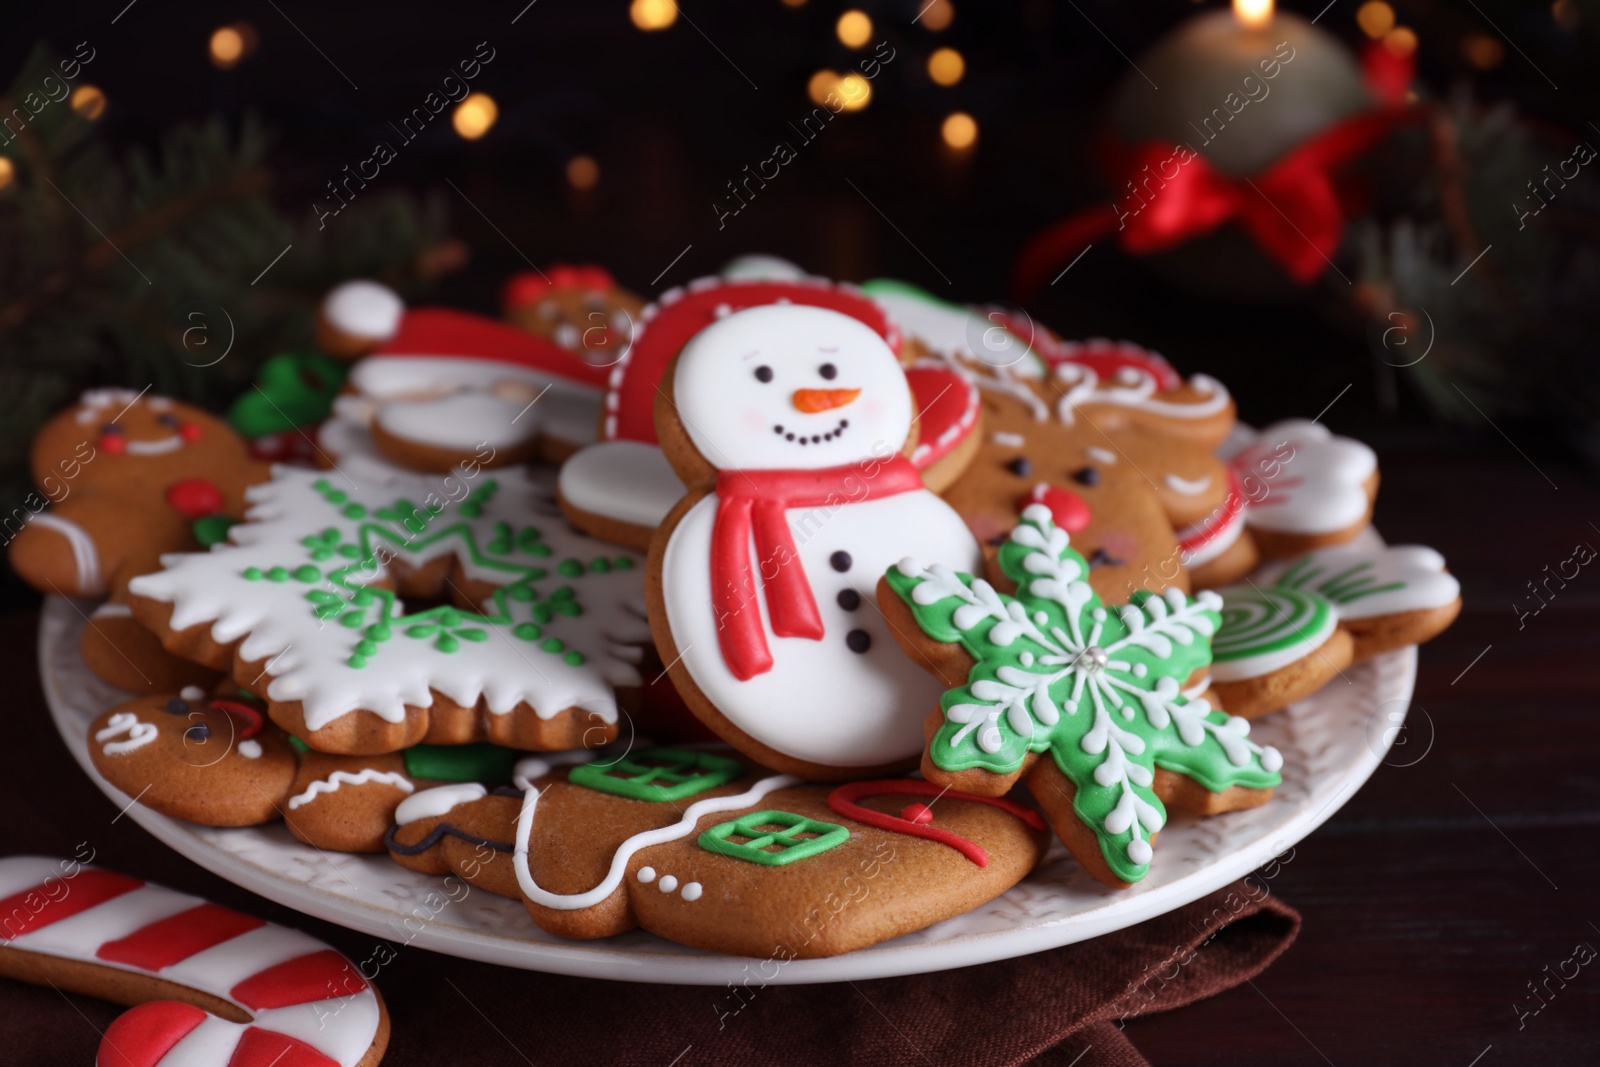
[772, 419, 849, 446]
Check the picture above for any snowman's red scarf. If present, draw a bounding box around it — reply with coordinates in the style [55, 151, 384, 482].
[711, 456, 922, 680]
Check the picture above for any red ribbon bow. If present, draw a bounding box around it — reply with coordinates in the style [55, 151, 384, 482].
[710, 457, 922, 680]
[1012, 108, 1418, 301]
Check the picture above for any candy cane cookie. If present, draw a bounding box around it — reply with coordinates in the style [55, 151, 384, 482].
[0, 855, 388, 1066]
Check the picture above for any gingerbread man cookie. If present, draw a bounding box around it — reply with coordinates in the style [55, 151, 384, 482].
[1209, 543, 1462, 717]
[389, 747, 1051, 958]
[645, 303, 983, 779]
[880, 505, 1282, 888]
[128, 462, 652, 754]
[8, 390, 270, 693]
[0, 854, 388, 1066]
[939, 341, 1251, 603]
[86, 688, 534, 853]
[502, 264, 645, 366]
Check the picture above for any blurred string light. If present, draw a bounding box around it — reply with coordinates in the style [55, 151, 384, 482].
[927, 47, 964, 86]
[837, 10, 872, 48]
[1552, 0, 1580, 30]
[452, 92, 498, 140]
[837, 72, 872, 111]
[1461, 32, 1504, 69]
[1356, 1, 1394, 38]
[807, 70, 839, 106]
[630, 0, 678, 31]
[209, 23, 258, 69]
[941, 111, 977, 150]
[1383, 25, 1417, 57]
[0, 157, 14, 190]
[919, 0, 954, 31]
[781, 0, 807, 7]
[567, 155, 600, 190]
[70, 85, 106, 121]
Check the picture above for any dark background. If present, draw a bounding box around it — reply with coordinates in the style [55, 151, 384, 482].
[2, 1, 1598, 1062]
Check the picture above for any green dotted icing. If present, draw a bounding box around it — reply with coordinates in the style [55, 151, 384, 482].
[192, 515, 236, 548]
[403, 743, 522, 783]
[569, 747, 743, 802]
[883, 505, 1283, 884]
[698, 810, 850, 866]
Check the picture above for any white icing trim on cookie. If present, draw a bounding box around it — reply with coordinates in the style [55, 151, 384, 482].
[30, 514, 101, 592]
[394, 782, 488, 825]
[286, 769, 415, 810]
[322, 279, 404, 340]
[95, 712, 158, 756]
[512, 774, 799, 910]
[557, 440, 683, 530]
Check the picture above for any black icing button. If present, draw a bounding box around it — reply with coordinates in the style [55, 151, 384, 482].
[185, 723, 211, 743]
[830, 551, 852, 573]
[837, 588, 861, 611]
[1072, 466, 1100, 487]
[846, 629, 871, 654]
[165, 699, 190, 715]
[1006, 456, 1033, 478]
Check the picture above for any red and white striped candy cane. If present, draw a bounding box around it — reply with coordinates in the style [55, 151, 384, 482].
[0, 856, 388, 1066]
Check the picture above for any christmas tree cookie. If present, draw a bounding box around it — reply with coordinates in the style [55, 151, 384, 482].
[880, 505, 1283, 887]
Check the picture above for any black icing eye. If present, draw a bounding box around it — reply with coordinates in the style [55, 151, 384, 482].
[157, 414, 180, 428]
[1006, 457, 1032, 478]
[819, 363, 837, 380]
[1071, 466, 1100, 488]
[100, 423, 122, 435]
[754, 365, 774, 383]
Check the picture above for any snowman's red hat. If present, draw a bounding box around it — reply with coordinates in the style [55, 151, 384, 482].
[372, 306, 611, 390]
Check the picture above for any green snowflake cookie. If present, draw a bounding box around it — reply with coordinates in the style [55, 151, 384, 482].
[884, 504, 1283, 883]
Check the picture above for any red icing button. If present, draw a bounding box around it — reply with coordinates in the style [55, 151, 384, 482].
[166, 479, 224, 518]
[99, 433, 126, 454]
[178, 423, 203, 442]
[901, 803, 935, 825]
[1023, 484, 1092, 533]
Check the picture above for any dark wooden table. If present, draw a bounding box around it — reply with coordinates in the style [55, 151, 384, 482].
[3, 438, 1596, 1064]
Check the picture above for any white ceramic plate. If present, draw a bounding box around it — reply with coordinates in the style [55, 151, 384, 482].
[41, 595, 1412, 985]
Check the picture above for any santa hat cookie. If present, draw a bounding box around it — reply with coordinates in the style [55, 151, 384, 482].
[0, 854, 388, 1066]
[319, 279, 612, 474]
[558, 273, 981, 550]
[315, 279, 405, 360]
[644, 303, 983, 779]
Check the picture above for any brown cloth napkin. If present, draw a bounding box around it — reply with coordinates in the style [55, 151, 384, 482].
[0, 613, 1299, 1066]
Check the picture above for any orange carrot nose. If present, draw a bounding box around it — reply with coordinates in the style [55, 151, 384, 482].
[791, 388, 860, 413]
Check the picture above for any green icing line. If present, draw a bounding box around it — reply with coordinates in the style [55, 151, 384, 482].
[1212, 585, 1333, 662]
[569, 747, 743, 802]
[698, 811, 850, 866]
[403, 743, 521, 783]
[883, 509, 1281, 884]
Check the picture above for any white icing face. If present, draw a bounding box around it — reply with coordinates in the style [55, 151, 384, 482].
[671, 305, 912, 472]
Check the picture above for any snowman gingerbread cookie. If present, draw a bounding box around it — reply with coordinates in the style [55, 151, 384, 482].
[557, 274, 982, 551]
[645, 304, 983, 779]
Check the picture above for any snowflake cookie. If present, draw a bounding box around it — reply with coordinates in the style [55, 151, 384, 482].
[128, 464, 650, 754]
[880, 504, 1283, 887]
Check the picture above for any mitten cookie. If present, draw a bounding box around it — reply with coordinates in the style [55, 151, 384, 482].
[392, 747, 1051, 958]
[880, 505, 1282, 888]
[0, 854, 388, 1066]
[1222, 418, 1379, 560]
[645, 303, 983, 779]
[128, 464, 651, 754]
[8, 390, 270, 693]
[1209, 544, 1462, 717]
